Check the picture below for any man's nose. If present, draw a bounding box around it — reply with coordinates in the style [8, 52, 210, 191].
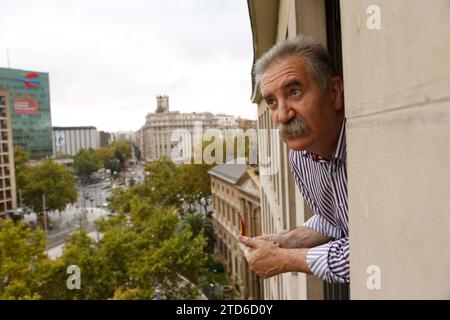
[277, 98, 295, 124]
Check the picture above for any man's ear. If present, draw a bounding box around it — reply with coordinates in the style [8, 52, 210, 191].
[330, 76, 344, 111]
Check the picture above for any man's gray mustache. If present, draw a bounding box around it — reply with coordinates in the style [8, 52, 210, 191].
[279, 117, 310, 138]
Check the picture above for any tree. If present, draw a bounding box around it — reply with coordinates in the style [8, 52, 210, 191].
[74, 148, 102, 183]
[177, 163, 212, 214]
[133, 143, 141, 161]
[112, 140, 132, 171]
[23, 159, 78, 215]
[2, 160, 211, 300]
[0, 219, 49, 299]
[180, 212, 215, 253]
[144, 157, 183, 208]
[96, 146, 121, 173]
[37, 202, 208, 300]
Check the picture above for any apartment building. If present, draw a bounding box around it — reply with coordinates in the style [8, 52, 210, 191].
[209, 163, 263, 299]
[138, 96, 239, 162]
[0, 89, 17, 217]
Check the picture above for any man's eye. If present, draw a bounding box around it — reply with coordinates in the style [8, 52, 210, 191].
[291, 88, 301, 96]
[266, 98, 277, 108]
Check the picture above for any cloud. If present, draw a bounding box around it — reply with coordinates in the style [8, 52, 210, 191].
[0, 0, 256, 131]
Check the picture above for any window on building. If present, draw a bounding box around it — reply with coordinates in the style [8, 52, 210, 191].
[232, 209, 236, 227]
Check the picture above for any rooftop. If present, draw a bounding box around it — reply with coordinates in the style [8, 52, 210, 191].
[208, 160, 248, 184]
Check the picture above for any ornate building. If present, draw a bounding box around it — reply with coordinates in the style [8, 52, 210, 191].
[209, 162, 263, 299]
[137, 96, 239, 162]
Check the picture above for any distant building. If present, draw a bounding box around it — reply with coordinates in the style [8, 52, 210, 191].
[137, 95, 239, 162]
[99, 131, 111, 147]
[236, 117, 256, 132]
[134, 126, 146, 159]
[110, 131, 134, 143]
[0, 89, 18, 217]
[209, 162, 263, 299]
[52, 126, 100, 157]
[0, 67, 53, 159]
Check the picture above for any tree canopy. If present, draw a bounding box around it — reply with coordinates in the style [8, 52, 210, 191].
[0, 200, 209, 299]
[74, 148, 102, 183]
[23, 159, 78, 214]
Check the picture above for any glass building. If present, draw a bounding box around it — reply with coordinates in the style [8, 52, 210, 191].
[0, 67, 53, 159]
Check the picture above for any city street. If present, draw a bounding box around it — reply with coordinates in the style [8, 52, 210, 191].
[78, 182, 113, 208]
[124, 161, 146, 185]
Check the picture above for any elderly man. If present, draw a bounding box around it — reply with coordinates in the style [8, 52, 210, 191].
[239, 35, 348, 284]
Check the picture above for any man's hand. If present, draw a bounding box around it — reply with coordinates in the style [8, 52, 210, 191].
[239, 235, 311, 278]
[253, 234, 286, 247]
[239, 235, 287, 278]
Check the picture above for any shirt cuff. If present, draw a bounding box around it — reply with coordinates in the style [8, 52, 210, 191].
[306, 242, 350, 284]
[303, 214, 341, 240]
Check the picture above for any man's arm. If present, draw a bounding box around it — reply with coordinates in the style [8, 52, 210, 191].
[239, 235, 350, 283]
[255, 226, 330, 249]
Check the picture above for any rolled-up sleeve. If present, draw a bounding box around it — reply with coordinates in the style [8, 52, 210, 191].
[307, 237, 349, 283]
[304, 214, 342, 240]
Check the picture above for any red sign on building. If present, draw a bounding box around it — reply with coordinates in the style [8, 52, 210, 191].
[13, 94, 40, 115]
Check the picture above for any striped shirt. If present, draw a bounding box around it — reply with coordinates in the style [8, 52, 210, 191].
[289, 120, 349, 283]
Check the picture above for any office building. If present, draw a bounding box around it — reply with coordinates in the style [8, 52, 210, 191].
[0, 89, 18, 216]
[52, 126, 100, 157]
[0, 67, 53, 159]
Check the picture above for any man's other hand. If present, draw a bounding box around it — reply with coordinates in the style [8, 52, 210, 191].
[239, 235, 288, 278]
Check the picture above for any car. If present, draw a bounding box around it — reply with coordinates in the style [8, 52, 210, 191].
[102, 202, 109, 208]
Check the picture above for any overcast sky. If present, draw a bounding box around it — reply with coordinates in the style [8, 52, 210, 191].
[0, 0, 256, 132]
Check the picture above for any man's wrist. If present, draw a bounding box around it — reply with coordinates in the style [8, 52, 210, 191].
[283, 228, 309, 248]
[280, 248, 310, 274]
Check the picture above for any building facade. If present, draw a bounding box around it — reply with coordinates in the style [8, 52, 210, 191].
[0, 67, 53, 159]
[138, 96, 239, 162]
[99, 131, 111, 147]
[52, 126, 100, 157]
[236, 117, 257, 132]
[0, 89, 18, 217]
[111, 131, 134, 143]
[248, 0, 450, 299]
[135, 125, 146, 161]
[209, 163, 263, 299]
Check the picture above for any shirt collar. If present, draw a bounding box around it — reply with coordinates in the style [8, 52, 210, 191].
[331, 119, 347, 162]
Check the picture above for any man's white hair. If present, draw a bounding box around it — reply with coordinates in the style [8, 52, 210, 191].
[254, 35, 336, 92]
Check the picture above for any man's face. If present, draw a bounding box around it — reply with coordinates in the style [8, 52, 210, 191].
[261, 55, 342, 151]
